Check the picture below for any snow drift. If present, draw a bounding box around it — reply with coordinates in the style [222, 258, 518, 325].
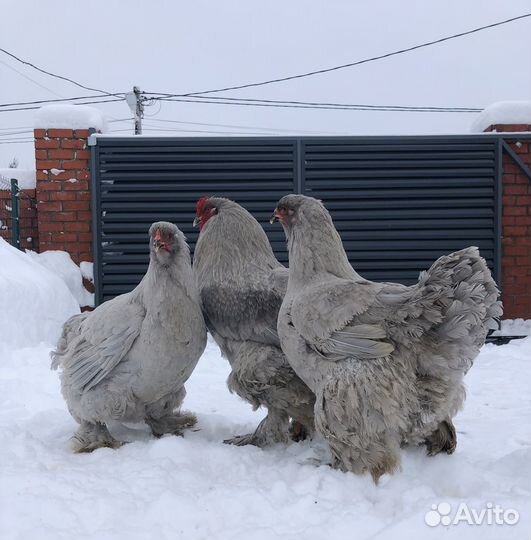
[0, 238, 79, 349]
[26, 249, 94, 308]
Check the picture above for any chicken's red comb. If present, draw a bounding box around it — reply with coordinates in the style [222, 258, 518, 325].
[196, 196, 210, 214]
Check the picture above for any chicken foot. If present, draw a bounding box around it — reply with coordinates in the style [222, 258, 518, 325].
[71, 421, 123, 453]
[224, 408, 290, 447]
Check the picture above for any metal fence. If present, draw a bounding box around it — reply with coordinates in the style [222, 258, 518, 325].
[90, 134, 504, 304]
[0, 176, 21, 249]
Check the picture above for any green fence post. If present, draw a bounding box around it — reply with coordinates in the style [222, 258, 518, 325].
[10, 178, 20, 250]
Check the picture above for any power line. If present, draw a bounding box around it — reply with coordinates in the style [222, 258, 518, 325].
[0, 59, 66, 99]
[154, 13, 531, 97]
[150, 93, 481, 112]
[0, 130, 33, 137]
[0, 97, 124, 113]
[140, 125, 284, 136]
[0, 125, 32, 131]
[154, 96, 481, 113]
[0, 95, 123, 108]
[143, 116, 349, 134]
[193, 96, 481, 111]
[108, 118, 135, 123]
[0, 47, 120, 96]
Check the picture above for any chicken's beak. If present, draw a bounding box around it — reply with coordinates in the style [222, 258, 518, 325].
[270, 209, 280, 224]
[153, 229, 167, 252]
[193, 216, 200, 228]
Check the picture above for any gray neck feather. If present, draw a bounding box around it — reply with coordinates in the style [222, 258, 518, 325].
[136, 244, 199, 307]
[287, 210, 365, 286]
[194, 205, 280, 285]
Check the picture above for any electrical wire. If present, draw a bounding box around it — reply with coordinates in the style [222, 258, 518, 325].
[0, 97, 124, 113]
[154, 13, 530, 97]
[0, 59, 66, 99]
[150, 94, 481, 112]
[0, 125, 32, 131]
[142, 117, 348, 135]
[0, 130, 34, 137]
[0, 95, 124, 108]
[140, 125, 282, 136]
[153, 97, 481, 113]
[0, 47, 120, 96]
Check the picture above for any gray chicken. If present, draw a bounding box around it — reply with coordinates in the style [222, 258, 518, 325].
[272, 194, 502, 481]
[52, 222, 207, 452]
[193, 196, 315, 446]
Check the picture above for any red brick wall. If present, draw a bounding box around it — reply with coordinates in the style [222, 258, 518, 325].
[487, 125, 531, 319]
[29, 125, 531, 317]
[0, 189, 39, 250]
[34, 128, 92, 264]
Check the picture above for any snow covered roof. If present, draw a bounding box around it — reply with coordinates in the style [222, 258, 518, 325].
[34, 104, 108, 132]
[470, 101, 531, 133]
[0, 168, 36, 190]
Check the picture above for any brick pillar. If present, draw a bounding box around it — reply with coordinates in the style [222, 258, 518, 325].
[34, 128, 93, 264]
[485, 124, 531, 318]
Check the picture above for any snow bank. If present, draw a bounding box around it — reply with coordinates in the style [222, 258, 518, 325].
[34, 104, 108, 132]
[0, 335, 529, 540]
[80, 261, 94, 284]
[499, 319, 531, 336]
[0, 168, 36, 190]
[470, 101, 531, 132]
[0, 239, 79, 349]
[26, 249, 94, 308]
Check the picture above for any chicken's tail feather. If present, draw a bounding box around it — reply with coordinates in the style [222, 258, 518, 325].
[418, 247, 503, 354]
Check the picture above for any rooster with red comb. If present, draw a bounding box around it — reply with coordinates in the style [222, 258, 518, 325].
[193, 196, 315, 446]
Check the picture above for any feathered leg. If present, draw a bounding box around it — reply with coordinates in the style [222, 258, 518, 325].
[315, 360, 414, 483]
[145, 387, 197, 437]
[224, 340, 314, 446]
[71, 421, 122, 453]
[425, 417, 457, 456]
[224, 408, 290, 446]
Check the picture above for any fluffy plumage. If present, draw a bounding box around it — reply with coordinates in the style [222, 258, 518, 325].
[52, 222, 207, 452]
[193, 197, 315, 446]
[274, 195, 502, 481]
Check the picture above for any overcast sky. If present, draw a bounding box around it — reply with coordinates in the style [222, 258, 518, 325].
[1, 0, 530, 168]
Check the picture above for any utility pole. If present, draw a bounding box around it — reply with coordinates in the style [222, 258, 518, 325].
[125, 86, 144, 135]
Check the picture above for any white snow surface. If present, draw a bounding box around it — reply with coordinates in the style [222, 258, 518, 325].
[470, 101, 531, 132]
[0, 239, 79, 349]
[26, 249, 94, 308]
[0, 168, 36, 190]
[80, 261, 94, 283]
[496, 318, 531, 337]
[1, 336, 530, 539]
[1, 249, 530, 538]
[34, 105, 108, 132]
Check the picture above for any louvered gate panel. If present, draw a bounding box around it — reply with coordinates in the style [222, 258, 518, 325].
[92, 135, 501, 304]
[302, 137, 500, 285]
[92, 137, 297, 302]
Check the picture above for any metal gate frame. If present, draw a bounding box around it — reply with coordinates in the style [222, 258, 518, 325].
[89, 133, 530, 305]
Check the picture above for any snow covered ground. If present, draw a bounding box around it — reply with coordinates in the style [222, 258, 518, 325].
[1, 336, 530, 540]
[1, 238, 530, 540]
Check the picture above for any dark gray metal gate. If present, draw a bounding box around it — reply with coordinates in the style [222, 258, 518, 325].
[90, 135, 502, 304]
